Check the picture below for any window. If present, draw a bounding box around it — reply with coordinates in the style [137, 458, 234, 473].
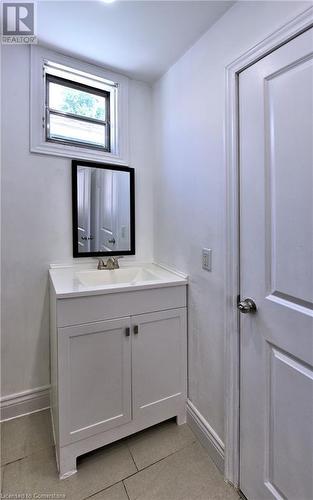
[30, 46, 129, 164]
[46, 75, 110, 151]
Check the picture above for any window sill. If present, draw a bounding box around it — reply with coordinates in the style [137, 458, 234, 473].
[30, 140, 128, 165]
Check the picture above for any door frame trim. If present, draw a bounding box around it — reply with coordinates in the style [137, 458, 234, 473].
[224, 6, 313, 488]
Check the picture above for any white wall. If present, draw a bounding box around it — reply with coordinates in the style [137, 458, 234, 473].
[153, 0, 311, 442]
[1, 45, 154, 398]
[2, 1, 311, 431]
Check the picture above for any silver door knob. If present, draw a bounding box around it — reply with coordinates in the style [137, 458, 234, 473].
[237, 298, 257, 314]
[108, 238, 116, 244]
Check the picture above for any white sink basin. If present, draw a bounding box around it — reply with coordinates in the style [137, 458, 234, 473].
[76, 267, 161, 287]
[49, 262, 187, 298]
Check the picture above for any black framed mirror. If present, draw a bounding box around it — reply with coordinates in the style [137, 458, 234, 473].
[72, 160, 135, 257]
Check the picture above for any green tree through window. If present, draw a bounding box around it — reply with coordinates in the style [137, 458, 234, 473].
[60, 87, 106, 121]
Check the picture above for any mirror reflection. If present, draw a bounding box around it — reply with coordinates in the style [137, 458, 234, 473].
[72, 161, 135, 256]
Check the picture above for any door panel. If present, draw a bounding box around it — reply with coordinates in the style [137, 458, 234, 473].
[267, 346, 313, 500]
[266, 58, 313, 306]
[132, 309, 187, 420]
[239, 28, 313, 500]
[77, 166, 91, 252]
[58, 318, 131, 444]
[99, 169, 117, 251]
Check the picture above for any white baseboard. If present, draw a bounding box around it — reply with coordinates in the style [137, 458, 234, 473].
[186, 399, 225, 473]
[0, 385, 51, 422]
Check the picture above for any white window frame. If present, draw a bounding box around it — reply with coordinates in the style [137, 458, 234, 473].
[30, 46, 129, 165]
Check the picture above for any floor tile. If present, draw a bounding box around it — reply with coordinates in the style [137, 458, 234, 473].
[87, 482, 129, 500]
[2, 441, 137, 500]
[126, 420, 196, 470]
[1, 409, 53, 465]
[124, 441, 239, 500]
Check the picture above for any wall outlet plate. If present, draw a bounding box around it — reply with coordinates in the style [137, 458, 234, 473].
[202, 248, 212, 271]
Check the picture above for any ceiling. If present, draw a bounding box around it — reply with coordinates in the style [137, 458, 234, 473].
[37, 1, 234, 83]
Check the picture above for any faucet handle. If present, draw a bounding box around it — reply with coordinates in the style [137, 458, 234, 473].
[113, 255, 123, 261]
[112, 256, 123, 268]
[97, 258, 105, 270]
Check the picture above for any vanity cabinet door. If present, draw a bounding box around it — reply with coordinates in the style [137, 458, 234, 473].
[58, 318, 132, 445]
[132, 308, 187, 422]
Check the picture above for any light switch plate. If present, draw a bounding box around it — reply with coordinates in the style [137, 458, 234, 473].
[202, 248, 212, 271]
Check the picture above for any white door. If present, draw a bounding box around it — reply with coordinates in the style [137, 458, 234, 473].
[239, 28, 313, 500]
[77, 166, 91, 252]
[58, 318, 132, 444]
[132, 309, 187, 422]
[98, 169, 117, 252]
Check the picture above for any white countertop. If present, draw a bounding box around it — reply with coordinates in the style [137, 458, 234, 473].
[49, 261, 188, 298]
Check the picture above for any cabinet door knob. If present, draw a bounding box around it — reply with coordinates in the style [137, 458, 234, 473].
[133, 325, 139, 334]
[125, 327, 130, 337]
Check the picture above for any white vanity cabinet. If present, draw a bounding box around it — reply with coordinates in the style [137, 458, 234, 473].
[49, 269, 187, 479]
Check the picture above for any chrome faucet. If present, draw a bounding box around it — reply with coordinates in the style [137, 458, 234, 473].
[97, 256, 121, 270]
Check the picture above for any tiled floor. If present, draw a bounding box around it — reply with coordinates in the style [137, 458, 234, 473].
[1, 410, 239, 500]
